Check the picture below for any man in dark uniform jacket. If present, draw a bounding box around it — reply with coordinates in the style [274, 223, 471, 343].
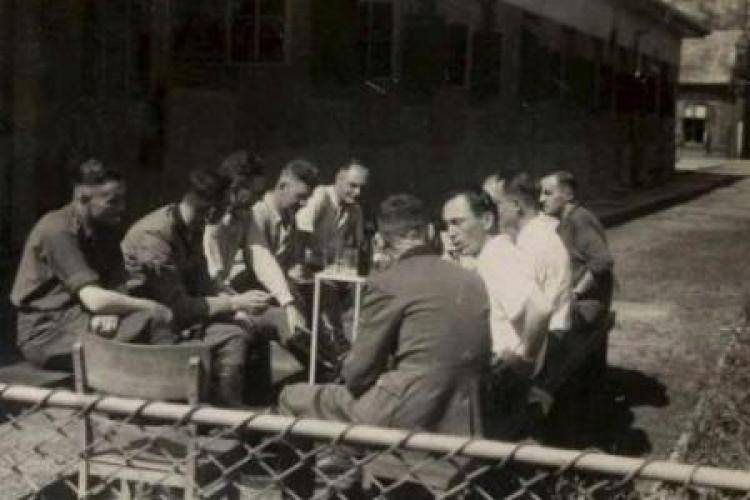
[122, 168, 276, 407]
[540, 171, 614, 329]
[10, 160, 174, 370]
[279, 194, 492, 436]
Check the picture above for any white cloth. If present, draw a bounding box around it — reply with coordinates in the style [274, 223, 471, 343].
[477, 235, 542, 356]
[252, 192, 296, 271]
[516, 215, 573, 331]
[203, 213, 294, 306]
[295, 186, 364, 266]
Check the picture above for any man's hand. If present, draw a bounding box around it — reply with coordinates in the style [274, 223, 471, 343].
[148, 302, 174, 326]
[90, 315, 120, 338]
[287, 264, 314, 284]
[283, 303, 308, 345]
[231, 290, 272, 315]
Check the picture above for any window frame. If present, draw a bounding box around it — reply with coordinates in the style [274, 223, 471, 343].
[170, 0, 292, 69]
[357, 0, 399, 81]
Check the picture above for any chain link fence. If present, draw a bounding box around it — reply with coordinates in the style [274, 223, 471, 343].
[0, 383, 749, 499]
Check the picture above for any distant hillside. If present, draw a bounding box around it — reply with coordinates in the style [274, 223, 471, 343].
[664, 0, 746, 30]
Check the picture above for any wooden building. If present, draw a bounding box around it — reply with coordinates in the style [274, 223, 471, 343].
[0, 0, 707, 250]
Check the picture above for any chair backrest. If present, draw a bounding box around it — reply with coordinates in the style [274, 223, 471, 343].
[74, 334, 210, 402]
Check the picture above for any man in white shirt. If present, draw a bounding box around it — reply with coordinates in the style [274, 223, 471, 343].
[294, 161, 368, 274]
[252, 159, 320, 272]
[484, 171, 573, 334]
[442, 189, 551, 365]
[202, 151, 307, 342]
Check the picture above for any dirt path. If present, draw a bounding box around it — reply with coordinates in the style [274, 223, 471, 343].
[600, 166, 750, 457]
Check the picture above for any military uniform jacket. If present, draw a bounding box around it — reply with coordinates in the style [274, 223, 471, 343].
[342, 246, 492, 436]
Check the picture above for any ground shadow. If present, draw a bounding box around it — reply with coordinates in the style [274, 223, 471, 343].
[602, 170, 743, 228]
[533, 365, 668, 456]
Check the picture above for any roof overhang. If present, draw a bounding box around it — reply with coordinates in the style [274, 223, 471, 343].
[610, 0, 709, 38]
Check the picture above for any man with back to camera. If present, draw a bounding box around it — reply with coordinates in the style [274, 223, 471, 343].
[539, 171, 614, 330]
[279, 194, 491, 437]
[11, 159, 174, 371]
[122, 168, 272, 407]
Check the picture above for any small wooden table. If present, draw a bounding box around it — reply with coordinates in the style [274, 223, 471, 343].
[309, 270, 367, 383]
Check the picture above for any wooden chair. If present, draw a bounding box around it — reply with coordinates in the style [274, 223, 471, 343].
[73, 334, 238, 500]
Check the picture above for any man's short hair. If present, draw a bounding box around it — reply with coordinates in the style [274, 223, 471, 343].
[547, 170, 578, 198]
[503, 171, 540, 210]
[187, 168, 229, 206]
[338, 159, 369, 175]
[71, 159, 122, 187]
[218, 150, 265, 185]
[378, 194, 428, 238]
[445, 187, 497, 221]
[282, 159, 320, 188]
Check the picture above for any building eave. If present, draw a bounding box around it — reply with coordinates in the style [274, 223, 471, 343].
[610, 0, 709, 38]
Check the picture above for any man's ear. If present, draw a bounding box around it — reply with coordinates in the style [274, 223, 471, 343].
[73, 185, 92, 205]
[481, 212, 495, 232]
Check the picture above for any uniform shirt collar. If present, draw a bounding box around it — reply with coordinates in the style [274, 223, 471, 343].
[327, 185, 345, 211]
[398, 244, 437, 262]
[68, 204, 95, 239]
[263, 192, 284, 226]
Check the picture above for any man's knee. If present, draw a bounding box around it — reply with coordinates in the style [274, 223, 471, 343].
[116, 310, 177, 345]
[204, 322, 249, 366]
[242, 307, 289, 343]
[278, 383, 355, 421]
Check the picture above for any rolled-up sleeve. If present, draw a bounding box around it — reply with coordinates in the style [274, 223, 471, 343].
[295, 187, 325, 234]
[244, 220, 295, 306]
[129, 232, 211, 328]
[42, 229, 99, 294]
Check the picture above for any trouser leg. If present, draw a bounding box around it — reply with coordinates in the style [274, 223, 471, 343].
[202, 322, 249, 407]
[113, 310, 179, 345]
[17, 306, 90, 371]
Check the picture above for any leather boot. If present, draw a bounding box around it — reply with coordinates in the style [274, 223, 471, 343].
[215, 363, 245, 408]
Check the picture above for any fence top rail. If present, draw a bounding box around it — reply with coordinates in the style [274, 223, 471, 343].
[1, 383, 748, 493]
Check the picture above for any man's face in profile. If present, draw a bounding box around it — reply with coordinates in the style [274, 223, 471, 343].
[494, 189, 522, 234]
[87, 181, 127, 227]
[279, 176, 312, 213]
[442, 195, 490, 257]
[335, 165, 368, 205]
[539, 176, 568, 218]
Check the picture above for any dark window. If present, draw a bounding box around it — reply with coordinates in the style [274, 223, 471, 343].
[309, 0, 358, 88]
[615, 47, 638, 112]
[683, 117, 706, 143]
[659, 63, 676, 118]
[357, 1, 394, 78]
[401, 14, 445, 98]
[519, 16, 559, 104]
[470, 30, 502, 104]
[172, 0, 286, 66]
[445, 24, 469, 85]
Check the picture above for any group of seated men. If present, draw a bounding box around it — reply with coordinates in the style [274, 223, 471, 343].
[10, 152, 613, 436]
